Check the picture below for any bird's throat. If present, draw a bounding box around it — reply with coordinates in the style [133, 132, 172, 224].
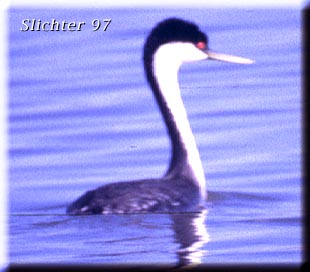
[152, 43, 207, 200]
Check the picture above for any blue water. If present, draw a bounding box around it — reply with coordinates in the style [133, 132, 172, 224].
[8, 8, 302, 267]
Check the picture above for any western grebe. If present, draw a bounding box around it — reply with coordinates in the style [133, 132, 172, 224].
[67, 18, 253, 215]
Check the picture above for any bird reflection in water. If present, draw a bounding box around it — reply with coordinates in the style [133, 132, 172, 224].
[170, 209, 209, 268]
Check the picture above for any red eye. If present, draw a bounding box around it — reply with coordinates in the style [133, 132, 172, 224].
[196, 41, 206, 49]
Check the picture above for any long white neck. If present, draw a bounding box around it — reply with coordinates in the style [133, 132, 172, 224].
[153, 42, 207, 200]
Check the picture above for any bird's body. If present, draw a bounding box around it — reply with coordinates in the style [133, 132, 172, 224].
[67, 177, 200, 214]
[67, 18, 253, 215]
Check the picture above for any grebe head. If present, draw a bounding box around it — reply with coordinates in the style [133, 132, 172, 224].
[144, 18, 209, 67]
[144, 18, 254, 68]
